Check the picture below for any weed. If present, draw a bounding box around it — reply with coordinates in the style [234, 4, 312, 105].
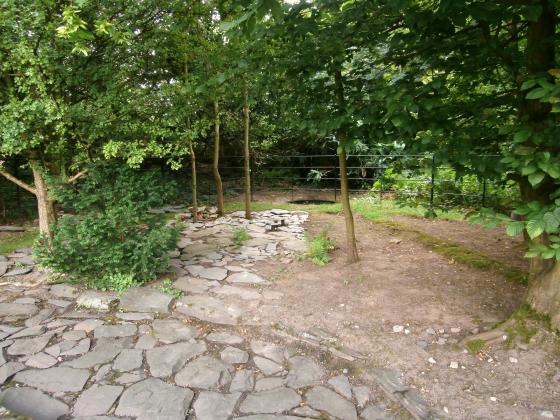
[232, 227, 251, 247]
[306, 228, 336, 266]
[159, 279, 184, 299]
[465, 339, 486, 354]
[90, 273, 139, 295]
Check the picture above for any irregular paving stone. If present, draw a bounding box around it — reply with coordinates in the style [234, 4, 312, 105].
[174, 277, 218, 294]
[286, 356, 325, 389]
[306, 386, 358, 420]
[119, 287, 174, 314]
[25, 352, 58, 369]
[0, 387, 69, 420]
[176, 295, 243, 325]
[212, 285, 262, 300]
[194, 391, 241, 420]
[14, 366, 90, 393]
[114, 371, 146, 385]
[76, 290, 117, 311]
[207, 331, 244, 344]
[292, 406, 323, 417]
[226, 271, 269, 285]
[63, 338, 132, 368]
[240, 387, 301, 414]
[63, 329, 87, 341]
[9, 324, 45, 339]
[0, 362, 25, 385]
[49, 283, 78, 299]
[135, 334, 158, 350]
[0, 262, 8, 276]
[250, 341, 284, 364]
[220, 346, 249, 364]
[116, 312, 153, 321]
[353, 386, 371, 408]
[187, 265, 228, 281]
[146, 341, 207, 378]
[175, 355, 232, 389]
[7, 333, 54, 356]
[230, 369, 254, 392]
[152, 319, 198, 343]
[93, 364, 112, 383]
[73, 385, 123, 417]
[0, 303, 38, 317]
[48, 298, 73, 309]
[74, 318, 105, 333]
[3, 266, 33, 276]
[24, 308, 55, 327]
[255, 377, 286, 391]
[236, 416, 301, 420]
[254, 356, 283, 375]
[115, 378, 194, 420]
[62, 338, 91, 356]
[113, 349, 143, 372]
[360, 405, 393, 420]
[14, 297, 36, 304]
[94, 323, 137, 339]
[328, 375, 353, 400]
[0, 349, 4, 366]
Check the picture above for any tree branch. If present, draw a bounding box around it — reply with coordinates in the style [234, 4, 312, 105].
[0, 166, 37, 196]
[68, 169, 88, 184]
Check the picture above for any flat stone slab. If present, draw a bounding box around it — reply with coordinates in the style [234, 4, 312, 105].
[328, 375, 353, 400]
[176, 295, 243, 325]
[0, 303, 38, 317]
[212, 285, 262, 300]
[221, 346, 249, 364]
[115, 378, 194, 420]
[0, 362, 25, 385]
[286, 356, 325, 388]
[3, 266, 33, 276]
[361, 405, 394, 419]
[187, 265, 228, 281]
[119, 287, 174, 313]
[152, 319, 199, 343]
[0, 387, 69, 420]
[226, 271, 269, 285]
[240, 387, 301, 414]
[206, 331, 244, 344]
[7, 333, 54, 356]
[49, 283, 78, 299]
[76, 290, 118, 311]
[146, 341, 207, 378]
[113, 349, 143, 372]
[14, 366, 90, 393]
[174, 276, 218, 294]
[94, 323, 137, 338]
[250, 340, 284, 364]
[73, 385, 123, 417]
[63, 339, 132, 368]
[25, 352, 58, 369]
[175, 355, 232, 390]
[306, 386, 358, 420]
[254, 356, 283, 375]
[230, 369, 255, 392]
[194, 391, 241, 420]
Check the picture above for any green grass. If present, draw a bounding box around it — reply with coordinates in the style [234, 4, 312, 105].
[232, 227, 251, 246]
[159, 279, 185, 299]
[306, 228, 336, 266]
[0, 229, 38, 255]
[465, 339, 486, 354]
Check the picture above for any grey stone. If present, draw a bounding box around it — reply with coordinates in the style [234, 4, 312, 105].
[220, 346, 249, 364]
[9, 324, 45, 339]
[240, 387, 301, 414]
[0, 387, 69, 420]
[212, 285, 262, 300]
[73, 385, 123, 417]
[250, 340, 284, 364]
[115, 371, 145, 384]
[25, 352, 58, 369]
[14, 366, 90, 392]
[255, 377, 286, 391]
[0, 303, 38, 317]
[115, 378, 194, 420]
[0, 262, 8, 276]
[236, 416, 301, 420]
[306, 386, 357, 420]
[0, 349, 4, 366]
[49, 283, 78, 299]
[230, 369, 254, 392]
[48, 298, 74, 309]
[76, 290, 118, 311]
[25, 308, 55, 327]
[152, 319, 198, 343]
[74, 318, 105, 333]
[194, 391, 241, 420]
[116, 312, 153, 321]
[174, 276, 218, 294]
[4, 266, 33, 276]
[146, 341, 207, 378]
[328, 375, 353, 400]
[14, 297, 36, 304]
[7, 333, 54, 355]
[207, 331, 244, 344]
[0, 362, 25, 385]
[286, 356, 325, 388]
[0, 225, 25, 232]
[94, 323, 137, 339]
[113, 349, 143, 372]
[62, 338, 91, 356]
[119, 287, 174, 313]
[226, 271, 269, 284]
[93, 364, 112, 383]
[63, 329, 87, 340]
[353, 386, 371, 408]
[63, 338, 132, 368]
[360, 405, 393, 420]
[135, 334, 157, 350]
[175, 355, 232, 389]
[254, 356, 283, 375]
[292, 406, 322, 417]
[177, 295, 243, 325]
[187, 265, 228, 281]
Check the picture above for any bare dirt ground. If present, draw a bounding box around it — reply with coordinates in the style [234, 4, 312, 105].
[246, 212, 559, 419]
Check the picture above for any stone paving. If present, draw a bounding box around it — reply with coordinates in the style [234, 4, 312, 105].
[0, 210, 414, 420]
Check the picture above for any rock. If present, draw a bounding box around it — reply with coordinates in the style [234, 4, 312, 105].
[49, 284, 78, 299]
[250, 340, 284, 364]
[392, 325, 404, 333]
[361, 405, 393, 420]
[286, 356, 324, 388]
[0, 387, 69, 420]
[226, 271, 269, 285]
[115, 371, 146, 385]
[25, 352, 58, 369]
[176, 295, 243, 325]
[3, 266, 33, 276]
[9, 324, 45, 339]
[255, 377, 286, 391]
[509, 357, 518, 364]
[174, 276, 218, 294]
[76, 290, 118, 311]
[207, 331, 244, 345]
[0, 225, 25, 232]
[63, 338, 132, 368]
[212, 285, 262, 300]
[0, 303, 38, 317]
[146, 341, 207, 378]
[7, 333, 54, 355]
[306, 386, 358, 420]
[115, 378, 194, 420]
[450, 327, 461, 333]
[14, 366, 90, 392]
[428, 357, 437, 364]
[73, 385, 123, 417]
[328, 375, 353, 400]
[236, 416, 301, 420]
[194, 391, 241, 420]
[152, 319, 198, 343]
[94, 323, 137, 338]
[119, 287, 174, 313]
[135, 334, 158, 350]
[0, 262, 8, 276]
[63, 329, 87, 341]
[240, 387, 301, 414]
[62, 338, 91, 356]
[187, 265, 228, 281]
[113, 349, 143, 372]
[221, 346, 249, 364]
[449, 361, 459, 369]
[230, 369, 254, 392]
[74, 318, 105, 333]
[175, 355, 232, 389]
[0, 362, 25, 385]
[117, 312, 154, 321]
[541, 410, 554, 418]
[25, 308, 55, 327]
[254, 356, 283, 375]
[353, 386, 371, 408]
[292, 406, 322, 417]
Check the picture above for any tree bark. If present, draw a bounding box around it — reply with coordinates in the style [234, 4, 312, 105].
[243, 89, 252, 220]
[29, 160, 55, 240]
[213, 100, 224, 216]
[333, 67, 359, 263]
[190, 142, 198, 222]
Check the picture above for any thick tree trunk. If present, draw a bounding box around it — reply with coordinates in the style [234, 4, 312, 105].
[213, 101, 224, 216]
[243, 90, 252, 220]
[527, 261, 560, 329]
[189, 143, 198, 222]
[30, 161, 55, 240]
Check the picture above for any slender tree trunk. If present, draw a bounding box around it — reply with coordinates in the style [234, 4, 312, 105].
[213, 101, 224, 216]
[29, 160, 55, 240]
[189, 143, 198, 222]
[333, 67, 359, 263]
[243, 89, 252, 220]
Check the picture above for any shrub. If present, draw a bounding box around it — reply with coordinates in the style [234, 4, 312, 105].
[35, 162, 180, 291]
[306, 228, 335, 266]
[232, 227, 251, 246]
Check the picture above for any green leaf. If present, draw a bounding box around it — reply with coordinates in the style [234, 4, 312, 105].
[506, 221, 525, 237]
[526, 88, 547, 100]
[528, 171, 545, 186]
[526, 219, 544, 239]
[520, 79, 537, 90]
[513, 128, 531, 143]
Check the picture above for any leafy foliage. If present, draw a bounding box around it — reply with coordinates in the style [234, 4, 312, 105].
[159, 279, 185, 299]
[306, 228, 336, 266]
[232, 227, 251, 246]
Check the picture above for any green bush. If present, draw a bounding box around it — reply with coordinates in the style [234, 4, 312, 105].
[232, 227, 251, 246]
[35, 162, 180, 291]
[306, 228, 336, 266]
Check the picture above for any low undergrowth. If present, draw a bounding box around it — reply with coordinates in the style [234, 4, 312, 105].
[0, 229, 38, 255]
[159, 279, 184, 299]
[232, 227, 251, 246]
[306, 228, 336, 266]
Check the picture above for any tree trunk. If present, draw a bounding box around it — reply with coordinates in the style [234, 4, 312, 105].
[189, 143, 198, 222]
[527, 261, 560, 329]
[243, 89, 252, 220]
[213, 101, 224, 216]
[333, 67, 359, 263]
[30, 160, 55, 240]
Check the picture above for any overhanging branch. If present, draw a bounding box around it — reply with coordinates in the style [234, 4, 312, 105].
[0, 166, 37, 196]
[68, 169, 88, 184]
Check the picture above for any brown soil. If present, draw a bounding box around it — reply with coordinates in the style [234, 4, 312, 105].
[247, 213, 559, 420]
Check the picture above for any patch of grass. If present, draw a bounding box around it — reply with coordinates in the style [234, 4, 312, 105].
[353, 198, 464, 222]
[159, 279, 184, 299]
[306, 228, 336, 266]
[90, 273, 138, 296]
[465, 339, 486, 354]
[0, 229, 38, 255]
[503, 304, 552, 346]
[232, 227, 251, 246]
